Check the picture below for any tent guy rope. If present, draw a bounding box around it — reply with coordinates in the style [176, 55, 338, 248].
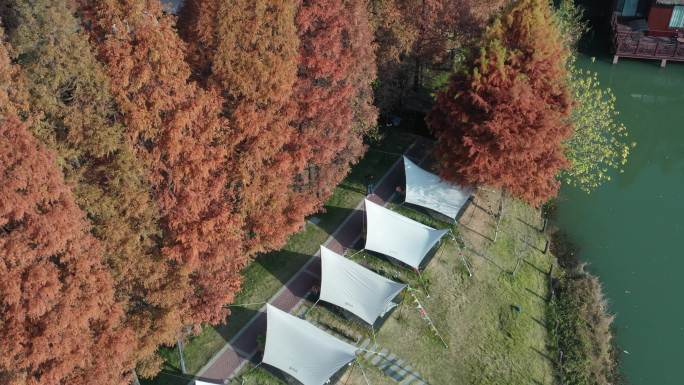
[407, 288, 448, 349]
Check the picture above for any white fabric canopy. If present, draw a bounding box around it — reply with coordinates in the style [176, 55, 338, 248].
[403, 156, 472, 220]
[194, 381, 220, 385]
[364, 199, 449, 269]
[319, 246, 407, 325]
[262, 304, 358, 385]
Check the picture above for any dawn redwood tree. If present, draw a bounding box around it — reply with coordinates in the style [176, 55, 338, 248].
[0, 116, 133, 385]
[0, 25, 26, 115]
[0, 0, 187, 375]
[371, 0, 419, 112]
[179, 0, 307, 254]
[77, 0, 247, 375]
[371, 0, 506, 112]
[291, 0, 378, 212]
[347, 0, 380, 144]
[427, 0, 573, 206]
[491, 0, 571, 112]
[0, 42, 132, 382]
[411, 0, 505, 69]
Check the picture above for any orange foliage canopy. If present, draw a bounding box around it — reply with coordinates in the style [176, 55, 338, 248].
[0, 115, 133, 385]
[0, 1, 185, 373]
[427, 0, 572, 206]
[0, 42, 132, 383]
[76, 0, 246, 361]
[291, 0, 378, 212]
[373, 0, 497, 66]
[372, 0, 507, 112]
[180, 0, 377, 240]
[180, 0, 306, 254]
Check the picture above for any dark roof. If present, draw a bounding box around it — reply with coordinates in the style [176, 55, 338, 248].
[657, 0, 684, 5]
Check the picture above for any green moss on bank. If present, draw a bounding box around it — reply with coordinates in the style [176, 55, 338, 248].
[547, 229, 620, 385]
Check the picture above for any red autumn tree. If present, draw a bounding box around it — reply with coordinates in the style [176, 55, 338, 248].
[371, 0, 506, 112]
[76, 0, 247, 374]
[291, 0, 378, 212]
[0, 50, 132, 382]
[0, 1, 186, 375]
[347, 0, 380, 142]
[427, 0, 573, 206]
[0, 116, 133, 385]
[411, 0, 507, 63]
[179, 0, 307, 254]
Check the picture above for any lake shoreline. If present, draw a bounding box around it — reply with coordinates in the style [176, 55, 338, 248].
[546, 217, 622, 385]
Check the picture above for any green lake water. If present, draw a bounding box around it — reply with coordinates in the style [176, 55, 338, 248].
[554, 55, 684, 385]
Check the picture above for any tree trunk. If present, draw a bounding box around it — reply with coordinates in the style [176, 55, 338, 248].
[178, 338, 187, 374]
[131, 370, 141, 385]
[413, 57, 421, 91]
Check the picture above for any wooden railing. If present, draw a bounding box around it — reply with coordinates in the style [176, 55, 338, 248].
[611, 13, 684, 61]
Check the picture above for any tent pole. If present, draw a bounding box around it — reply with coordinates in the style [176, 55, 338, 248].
[449, 232, 458, 246]
[460, 250, 473, 278]
[435, 238, 446, 262]
[346, 248, 365, 259]
[407, 290, 448, 349]
[416, 269, 430, 298]
[367, 148, 403, 157]
[370, 326, 377, 347]
[343, 361, 357, 385]
[363, 200, 367, 242]
[511, 258, 522, 276]
[177, 337, 187, 374]
[397, 288, 407, 318]
[493, 190, 506, 243]
[239, 362, 262, 384]
[451, 233, 473, 277]
[407, 285, 424, 297]
[303, 298, 320, 318]
[223, 301, 267, 308]
[357, 361, 372, 385]
[130, 370, 140, 385]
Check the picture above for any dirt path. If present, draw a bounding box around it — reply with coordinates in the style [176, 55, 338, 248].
[193, 137, 434, 384]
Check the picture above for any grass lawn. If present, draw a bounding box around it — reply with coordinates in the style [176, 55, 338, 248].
[232, 188, 557, 385]
[142, 130, 416, 385]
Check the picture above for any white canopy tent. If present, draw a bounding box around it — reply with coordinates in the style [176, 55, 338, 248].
[194, 381, 220, 385]
[364, 199, 449, 269]
[403, 156, 472, 220]
[262, 304, 358, 385]
[319, 246, 407, 325]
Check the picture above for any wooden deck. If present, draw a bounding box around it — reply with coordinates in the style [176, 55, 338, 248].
[611, 13, 684, 66]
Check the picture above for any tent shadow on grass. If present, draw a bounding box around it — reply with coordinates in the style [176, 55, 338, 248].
[353, 250, 408, 280]
[316, 205, 362, 236]
[254, 360, 352, 385]
[418, 240, 445, 271]
[254, 250, 313, 286]
[356, 241, 444, 274]
[139, 371, 191, 385]
[400, 200, 462, 226]
[311, 301, 368, 339]
[213, 306, 262, 342]
[309, 297, 402, 341]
